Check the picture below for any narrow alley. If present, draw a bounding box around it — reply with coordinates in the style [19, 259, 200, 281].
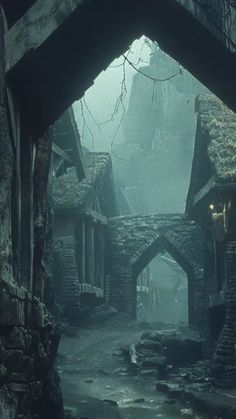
[58, 317, 206, 419]
[1, 2, 236, 419]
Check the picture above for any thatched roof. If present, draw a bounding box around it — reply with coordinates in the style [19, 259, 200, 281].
[196, 94, 236, 182]
[53, 152, 113, 211]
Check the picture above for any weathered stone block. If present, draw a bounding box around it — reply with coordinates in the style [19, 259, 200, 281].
[5, 350, 24, 373]
[0, 389, 17, 419]
[6, 328, 25, 351]
[31, 299, 45, 329]
[0, 291, 25, 326]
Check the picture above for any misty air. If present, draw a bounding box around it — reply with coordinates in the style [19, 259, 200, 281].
[0, 1, 236, 419]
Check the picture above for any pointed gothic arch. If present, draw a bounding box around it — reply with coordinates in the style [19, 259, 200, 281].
[109, 214, 204, 327]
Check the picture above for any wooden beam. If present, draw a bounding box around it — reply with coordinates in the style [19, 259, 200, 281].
[82, 208, 108, 225]
[193, 177, 236, 207]
[4, 0, 137, 136]
[85, 221, 95, 286]
[56, 206, 108, 225]
[81, 221, 86, 283]
[69, 107, 85, 180]
[193, 177, 215, 206]
[20, 122, 34, 293]
[214, 183, 236, 193]
[5, 0, 84, 73]
[52, 156, 64, 177]
[52, 143, 73, 165]
[5, 0, 236, 138]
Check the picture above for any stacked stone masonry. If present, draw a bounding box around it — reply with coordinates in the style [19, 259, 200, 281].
[108, 214, 204, 327]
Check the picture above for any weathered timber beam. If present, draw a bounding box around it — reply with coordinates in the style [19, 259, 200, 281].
[77, 208, 108, 225]
[193, 177, 236, 207]
[52, 156, 64, 177]
[52, 143, 73, 165]
[4, 0, 139, 136]
[68, 107, 85, 180]
[33, 129, 53, 300]
[4, 0, 236, 138]
[0, 7, 14, 284]
[5, 0, 84, 72]
[56, 206, 108, 225]
[193, 177, 215, 206]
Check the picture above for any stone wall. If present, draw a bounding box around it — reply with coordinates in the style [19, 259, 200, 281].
[108, 214, 205, 327]
[52, 150, 117, 323]
[0, 8, 65, 417]
[53, 234, 82, 323]
[0, 319, 63, 419]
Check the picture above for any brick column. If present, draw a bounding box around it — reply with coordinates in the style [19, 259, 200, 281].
[56, 235, 81, 323]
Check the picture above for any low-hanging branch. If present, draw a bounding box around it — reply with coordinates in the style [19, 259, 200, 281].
[123, 54, 183, 82]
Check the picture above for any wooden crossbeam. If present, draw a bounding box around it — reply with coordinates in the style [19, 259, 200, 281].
[4, 0, 236, 138]
[56, 206, 108, 225]
[68, 107, 85, 180]
[52, 143, 73, 164]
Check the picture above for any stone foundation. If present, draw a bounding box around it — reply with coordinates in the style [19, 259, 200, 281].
[0, 315, 63, 418]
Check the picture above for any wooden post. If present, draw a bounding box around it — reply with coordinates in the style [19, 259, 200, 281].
[188, 274, 195, 327]
[86, 221, 95, 286]
[7, 88, 21, 285]
[33, 129, 53, 300]
[100, 231, 105, 292]
[20, 121, 34, 293]
[81, 220, 86, 283]
[0, 7, 14, 284]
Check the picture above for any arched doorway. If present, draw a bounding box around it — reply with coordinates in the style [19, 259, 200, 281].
[131, 237, 195, 326]
[136, 252, 188, 325]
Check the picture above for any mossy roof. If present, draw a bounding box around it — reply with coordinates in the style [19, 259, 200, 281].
[53, 152, 112, 211]
[196, 94, 236, 183]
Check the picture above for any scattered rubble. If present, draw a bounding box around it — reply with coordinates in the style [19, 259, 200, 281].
[87, 304, 118, 324]
[124, 327, 203, 380]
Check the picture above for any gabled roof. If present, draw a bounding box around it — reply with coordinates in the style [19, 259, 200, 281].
[53, 107, 85, 180]
[196, 94, 236, 182]
[53, 152, 117, 217]
[186, 94, 236, 213]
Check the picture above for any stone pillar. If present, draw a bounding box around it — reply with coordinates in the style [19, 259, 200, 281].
[190, 276, 206, 330]
[213, 241, 236, 386]
[104, 275, 111, 304]
[111, 266, 135, 318]
[59, 235, 81, 323]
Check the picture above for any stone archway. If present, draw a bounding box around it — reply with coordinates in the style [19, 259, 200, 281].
[131, 236, 201, 327]
[108, 214, 204, 328]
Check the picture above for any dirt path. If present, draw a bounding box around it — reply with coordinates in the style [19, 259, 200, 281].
[57, 321, 204, 419]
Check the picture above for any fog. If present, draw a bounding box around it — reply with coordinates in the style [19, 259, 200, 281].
[73, 36, 208, 215]
[137, 252, 188, 324]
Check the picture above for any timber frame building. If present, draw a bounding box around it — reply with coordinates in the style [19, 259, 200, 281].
[1, 0, 236, 417]
[52, 148, 118, 322]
